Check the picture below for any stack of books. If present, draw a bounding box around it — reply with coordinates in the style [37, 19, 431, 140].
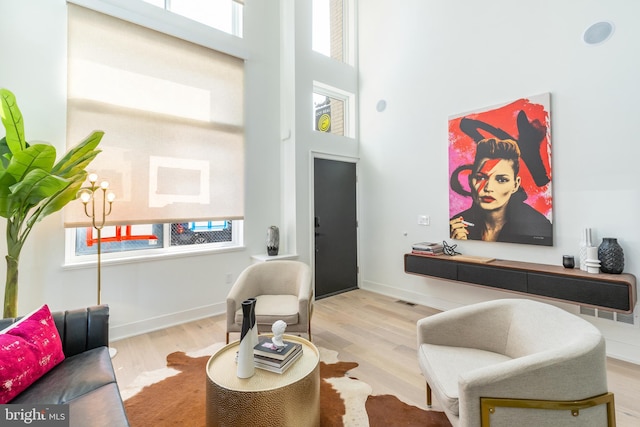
[412, 241, 444, 256]
[253, 336, 303, 374]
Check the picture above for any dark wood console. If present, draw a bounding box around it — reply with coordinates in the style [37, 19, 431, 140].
[404, 253, 637, 313]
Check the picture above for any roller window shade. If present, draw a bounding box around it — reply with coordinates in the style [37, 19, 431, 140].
[65, 4, 244, 227]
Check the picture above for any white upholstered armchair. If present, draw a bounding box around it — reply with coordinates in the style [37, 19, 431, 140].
[226, 260, 313, 344]
[417, 298, 615, 427]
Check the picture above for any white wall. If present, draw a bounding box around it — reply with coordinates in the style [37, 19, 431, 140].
[358, 0, 640, 363]
[0, 0, 284, 340]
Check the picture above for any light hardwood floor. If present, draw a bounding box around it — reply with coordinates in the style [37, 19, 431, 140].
[111, 289, 640, 426]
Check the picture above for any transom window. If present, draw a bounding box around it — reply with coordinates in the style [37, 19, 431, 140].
[313, 83, 354, 137]
[141, 0, 244, 37]
[313, 0, 353, 65]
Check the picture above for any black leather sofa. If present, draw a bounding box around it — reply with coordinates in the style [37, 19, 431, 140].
[0, 305, 130, 427]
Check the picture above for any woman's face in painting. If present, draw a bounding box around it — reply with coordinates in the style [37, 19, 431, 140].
[471, 158, 521, 211]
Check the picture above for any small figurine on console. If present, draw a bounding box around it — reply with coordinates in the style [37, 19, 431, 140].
[271, 320, 287, 348]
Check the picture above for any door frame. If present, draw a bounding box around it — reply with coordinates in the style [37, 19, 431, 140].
[309, 151, 361, 294]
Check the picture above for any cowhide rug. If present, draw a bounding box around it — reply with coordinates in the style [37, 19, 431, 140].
[121, 344, 451, 426]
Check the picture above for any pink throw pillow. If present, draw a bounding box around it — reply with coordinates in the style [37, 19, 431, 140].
[0, 304, 65, 403]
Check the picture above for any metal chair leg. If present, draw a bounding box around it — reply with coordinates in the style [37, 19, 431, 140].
[480, 392, 616, 427]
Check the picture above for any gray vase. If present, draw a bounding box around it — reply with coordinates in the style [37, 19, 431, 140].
[267, 226, 279, 256]
[598, 237, 624, 274]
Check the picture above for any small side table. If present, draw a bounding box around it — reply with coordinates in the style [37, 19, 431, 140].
[205, 334, 320, 427]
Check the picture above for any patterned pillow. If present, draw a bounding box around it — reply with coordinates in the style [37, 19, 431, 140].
[0, 304, 65, 403]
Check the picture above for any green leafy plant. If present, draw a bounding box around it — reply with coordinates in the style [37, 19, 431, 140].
[0, 88, 103, 318]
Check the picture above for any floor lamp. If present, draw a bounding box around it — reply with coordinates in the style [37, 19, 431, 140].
[78, 173, 116, 357]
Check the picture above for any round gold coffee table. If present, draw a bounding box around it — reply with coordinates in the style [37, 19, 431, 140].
[205, 334, 320, 427]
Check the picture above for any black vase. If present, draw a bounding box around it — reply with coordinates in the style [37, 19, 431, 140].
[598, 238, 624, 274]
[240, 299, 252, 341]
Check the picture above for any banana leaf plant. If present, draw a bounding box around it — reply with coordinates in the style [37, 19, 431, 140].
[0, 88, 103, 318]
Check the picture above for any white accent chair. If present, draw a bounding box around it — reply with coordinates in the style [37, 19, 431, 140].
[417, 298, 615, 427]
[226, 260, 313, 344]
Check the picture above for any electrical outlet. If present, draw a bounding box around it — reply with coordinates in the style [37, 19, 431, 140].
[418, 215, 430, 226]
[225, 273, 233, 284]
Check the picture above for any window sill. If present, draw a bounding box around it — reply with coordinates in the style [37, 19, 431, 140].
[63, 245, 246, 270]
[251, 253, 299, 262]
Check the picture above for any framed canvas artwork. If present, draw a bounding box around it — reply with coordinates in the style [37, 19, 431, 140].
[448, 93, 553, 246]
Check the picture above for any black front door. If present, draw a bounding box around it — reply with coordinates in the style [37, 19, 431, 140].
[313, 158, 358, 299]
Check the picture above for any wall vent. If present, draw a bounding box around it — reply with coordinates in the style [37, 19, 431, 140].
[580, 306, 636, 327]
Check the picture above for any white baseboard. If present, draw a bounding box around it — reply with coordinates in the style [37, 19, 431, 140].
[604, 339, 640, 365]
[360, 279, 463, 312]
[360, 279, 640, 365]
[109, 302, 226, 342]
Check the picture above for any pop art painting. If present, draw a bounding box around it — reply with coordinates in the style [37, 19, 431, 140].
[448, 94, 552, 246]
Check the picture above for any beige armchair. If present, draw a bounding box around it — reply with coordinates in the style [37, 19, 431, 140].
[417, 298, 615, 427]
[226, 260, 313, 344]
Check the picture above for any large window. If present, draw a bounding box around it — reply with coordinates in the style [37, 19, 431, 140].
[65, 3, 245, 262]
[141, 0, 244, 37]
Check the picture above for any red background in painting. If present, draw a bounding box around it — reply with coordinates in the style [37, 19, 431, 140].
[448, 96, 552, 220]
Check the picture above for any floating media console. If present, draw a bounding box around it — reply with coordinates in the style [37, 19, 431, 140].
[404, 253, 637, 313]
